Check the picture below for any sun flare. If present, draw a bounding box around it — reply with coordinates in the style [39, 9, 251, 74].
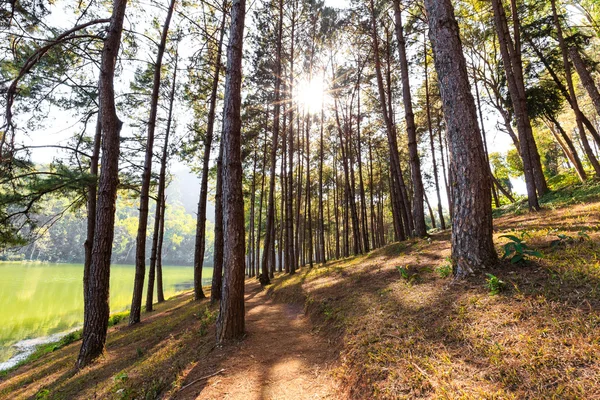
[295, 76, 327, 114]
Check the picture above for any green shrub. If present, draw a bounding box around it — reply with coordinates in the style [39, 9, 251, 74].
[500, 233, 543, 263]
[485, 273, 505, 295]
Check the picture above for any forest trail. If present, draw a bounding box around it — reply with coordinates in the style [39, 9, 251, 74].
[175, 280, 340, 400]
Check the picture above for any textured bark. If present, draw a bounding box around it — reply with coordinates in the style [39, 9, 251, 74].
[424, 0, 497, 277]
[83, 117, 101, 306]
[356, 76, 370, 252]
[147, 48, 178, 312]
[393, 0, 427, 237]
[216, 0, 246, 343]
[318, 90, 326, 263]
[569, 46, 600, 118]
[369, 0, 406, 242]
[130, 0, 176, 325]
[77, 0, 127, 368]
[491, 0, 543, 209]
[156, 195, 165, 303]
[260, 0, 284, 284]
[423, 35, 446, 230]
[194, 5, 227, 300]
[211, 139, 224, 304]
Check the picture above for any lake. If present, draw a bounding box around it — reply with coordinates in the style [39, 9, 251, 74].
[0, 262, 213, 369]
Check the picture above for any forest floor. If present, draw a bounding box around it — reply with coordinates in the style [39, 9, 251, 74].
[1, 176, 600, 399]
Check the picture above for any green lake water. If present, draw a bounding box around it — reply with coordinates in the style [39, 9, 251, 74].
[0, 262, 213, 367]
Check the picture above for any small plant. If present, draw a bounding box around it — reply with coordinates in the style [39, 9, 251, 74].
[500, 232, 543, 263]
[577, 229, 590, 241]
[436, 263, 452, 278]
[396, 265, 419, 285]
[114, 371, 128, 382]
[550, 233, 574, 249]
[35, 389, 50, 400]
[485, 273, 505, 295]
[136, 347, 144, 357]
[396, 265, 410, 280]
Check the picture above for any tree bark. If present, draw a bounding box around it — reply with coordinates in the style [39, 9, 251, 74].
[491, 0, 543, 210]
[551, 0, 600, 178]
[368, 0, 406, 242]
[216, 0, 246, 343]
[260, 0, 284, 284]
[211, 139, 224, 304]
[194, 3, 227, 300]
[569, 46, 600, 119]
[146, 46, 178, 312]
[77, 0, 128, 368]
[130, 0, 176, 325]
[423, 34, 446, 230]
[393, 0, 427, 237]
[83, 117, 101, 307]
[424, 0, 497, 277]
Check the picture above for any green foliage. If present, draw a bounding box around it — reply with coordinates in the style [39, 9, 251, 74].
[550, 230, 590, 249]
[396, 265, 419, 285]
[500, 233, 543, 264]
[485, 273, 505, 296]
[436, 263, 452, 278]
[108, 311, 129, 327]
[35, 389, 50, 400]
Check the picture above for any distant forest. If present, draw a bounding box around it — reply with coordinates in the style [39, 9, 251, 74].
[2, 195, 213, 266]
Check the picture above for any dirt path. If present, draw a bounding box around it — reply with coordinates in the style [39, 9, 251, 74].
[174, 280, 340, 400]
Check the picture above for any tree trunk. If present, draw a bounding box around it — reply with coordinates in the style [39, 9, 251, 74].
[369, 0, 407, 242]
[156, 193, 166, 303]
[318, 86, 326, 263]
[393, 0, 427, 237]
[569, 46, 600, 119]
[211, 139, 224, 303]
[491, 0, 543, 210]
[216, 0, 246, 343]
[424, 0, 497, 277]
[77, 0, 127, 368]
[423, 34, 446, 230]
[194, 3, 227, 300]
[146, 46, 178, 312]
[545, 113, 587, 182]
[260, 0, 284, 284]
[551, 0, 600, 178]
[83, 117, 101, 307]
[130, 0, 176, 325]
[528, 39, 600, 176]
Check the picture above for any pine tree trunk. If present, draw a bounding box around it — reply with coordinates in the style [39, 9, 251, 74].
[77, 0, 127, 368]
[260, 0, 284, 284]
[393, 0, 427, 237]
[130, 0, 176, 325]
[569, 46, 600, 119]
[369, 0, 407, 242]
[156, 195, 166, 302]
[424, 0, 497, 277]
[490, 0, 543, 209]
[83, 117, 101, 307]
[146, 46, 178, 312]
[528, 38, 600, 153]
[423, 35, 446, 230]
[551, 0, 600, 178]
[545, 114, 587, 182]
[194, 3, 227, 300]
[216, 0, 246, 343]
[211, 139, 224, 304]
